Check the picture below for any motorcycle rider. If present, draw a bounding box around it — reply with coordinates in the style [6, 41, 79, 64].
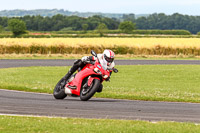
[62, 49, 115, 89]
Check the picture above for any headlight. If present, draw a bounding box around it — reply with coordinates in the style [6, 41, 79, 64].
[103, 75, 109, 79]
[94, 67, 102, 74]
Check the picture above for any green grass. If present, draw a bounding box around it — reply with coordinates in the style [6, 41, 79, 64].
[0, 115, 199, 133]
[0, 65, 200, 103]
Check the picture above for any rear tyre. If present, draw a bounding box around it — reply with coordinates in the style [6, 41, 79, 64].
[53, 77, 67, 99]
[80, 79, 100, 101]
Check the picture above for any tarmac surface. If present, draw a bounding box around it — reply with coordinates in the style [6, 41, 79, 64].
[1, 59, 200, 68]
[0, 89, 200, 123]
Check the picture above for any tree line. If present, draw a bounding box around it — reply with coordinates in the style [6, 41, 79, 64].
[133, 13, 200, 34]
[0, 9, 125, 18]
[0, 15, 119, 32]
[0, 13, 200, 34]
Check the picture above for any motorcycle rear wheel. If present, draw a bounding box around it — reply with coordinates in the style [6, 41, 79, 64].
[80, 79, 100, 101]
[53, 77, 67, 99]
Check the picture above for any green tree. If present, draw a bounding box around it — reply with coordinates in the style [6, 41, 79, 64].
[0, 25, 4, 33]
[119, 21, 136, 33]
[82, 24, 88, 33]
[96, 23, 108, 36]
[8, 19, 27, 36]
[122, 14, 135, 22]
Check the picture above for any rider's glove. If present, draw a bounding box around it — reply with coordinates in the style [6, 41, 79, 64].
[81, 56, 90, 63]
[105, 76, 110, 82]
[113, 68, 118, 73]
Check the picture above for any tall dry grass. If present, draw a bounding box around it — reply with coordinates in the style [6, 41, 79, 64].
[0, 38, 200, 55]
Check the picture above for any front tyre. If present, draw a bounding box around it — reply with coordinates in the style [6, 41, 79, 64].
[80, 79, 100, 101]
[53, 77, 67, 99]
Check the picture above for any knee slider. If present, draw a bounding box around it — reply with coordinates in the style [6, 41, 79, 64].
[74, 59, 82, 65]
[74, 59, 84, 66]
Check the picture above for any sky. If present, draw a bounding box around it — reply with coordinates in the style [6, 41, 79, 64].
[0, 0, 200, 15]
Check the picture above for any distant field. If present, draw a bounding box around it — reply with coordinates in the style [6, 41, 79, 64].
[0, 38, 200, 55]
[0, 65, 199, 103]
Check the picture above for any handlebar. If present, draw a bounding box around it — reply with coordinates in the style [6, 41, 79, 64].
[90, 61, 95, 65]
[107, 68, 118, 73]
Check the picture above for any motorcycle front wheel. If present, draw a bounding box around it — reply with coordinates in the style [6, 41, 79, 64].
[80, 79, 100, 101]
[53, 77, 67, 99]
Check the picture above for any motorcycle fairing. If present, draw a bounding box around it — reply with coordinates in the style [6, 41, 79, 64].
[66, 64, 99, 96]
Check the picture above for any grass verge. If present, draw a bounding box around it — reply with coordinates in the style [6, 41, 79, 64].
[0, 115, 199, 133]
[0, 54, 200, 60]
[0, 65, 200, 103]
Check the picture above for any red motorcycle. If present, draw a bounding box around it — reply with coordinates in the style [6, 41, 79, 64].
[53, 50, 118, 101]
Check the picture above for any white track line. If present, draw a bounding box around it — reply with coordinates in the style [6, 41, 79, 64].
[0, 113, 67, 119]
[0, 89, 52, 96]
[0, 113, 199, 125]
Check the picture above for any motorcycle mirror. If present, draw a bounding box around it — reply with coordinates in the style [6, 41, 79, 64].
[91, 50, 97, 57]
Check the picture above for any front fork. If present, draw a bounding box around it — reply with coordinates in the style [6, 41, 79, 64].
[83, 76, 103, 93]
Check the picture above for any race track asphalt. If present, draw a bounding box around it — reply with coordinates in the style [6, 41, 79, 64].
[0, 89, 200, 123]
[0, 59, 200, 123]
[1, 59, 200, 68]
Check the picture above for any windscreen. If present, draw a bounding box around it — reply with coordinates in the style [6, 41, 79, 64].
[97, 54, 108, 70]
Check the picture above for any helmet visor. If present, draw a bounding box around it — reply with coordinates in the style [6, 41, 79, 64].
[104, 54, 114, 63]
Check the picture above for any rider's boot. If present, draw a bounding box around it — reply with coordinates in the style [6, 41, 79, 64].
[62, 59, 84, 86]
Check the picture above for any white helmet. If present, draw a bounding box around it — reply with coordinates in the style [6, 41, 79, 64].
[103, 49, 115, 64]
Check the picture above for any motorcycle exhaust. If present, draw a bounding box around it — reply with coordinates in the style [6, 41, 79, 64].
[64, 87, 72, 95]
